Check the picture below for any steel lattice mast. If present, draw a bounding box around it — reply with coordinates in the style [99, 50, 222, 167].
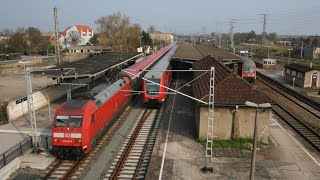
[25, 67, 39, 151]
[54, 6, 61, 65]
[203, 67, 214, 172]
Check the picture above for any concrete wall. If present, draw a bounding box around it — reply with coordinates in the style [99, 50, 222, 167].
[198, 106, 270, 142]
[0, 58, 43, 75]
[62, 53, 89, 63]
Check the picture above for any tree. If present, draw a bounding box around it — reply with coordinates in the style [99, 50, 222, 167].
[95, 12, 141, 52]
[266, 32, 277, 43]
[89, 33, 99, 45]
[147, 26, 156, 33]
[7, 27, 29, 54]
[247, 30, 257, 42]
[25, 27, 42, 54]
[66, 31, 82, 46]
[141, 30, 152, 46]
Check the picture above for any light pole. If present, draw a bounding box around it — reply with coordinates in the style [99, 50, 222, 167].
[288, 49, 293, 64]
[245, 101, 271, 180]
[139, 36, 143, 48]
[267, 46, 271, 59]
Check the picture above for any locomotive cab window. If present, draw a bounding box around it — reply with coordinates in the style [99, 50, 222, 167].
[55, 115, 83, 127]
[146, 79, 160, 95]
[244, 66, 254, 73]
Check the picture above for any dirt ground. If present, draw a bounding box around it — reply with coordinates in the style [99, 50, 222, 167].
[0, 75, 55, 105]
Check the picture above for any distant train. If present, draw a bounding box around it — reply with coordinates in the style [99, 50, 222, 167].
[142, 45, 178, 107]
[237, 57, 256, 83]
[50, 43, 175, 159]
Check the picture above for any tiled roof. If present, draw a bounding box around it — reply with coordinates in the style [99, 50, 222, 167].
[284, 63, 318, 73]
[193, 55, 271, 106]
[61, 25, 93, 36]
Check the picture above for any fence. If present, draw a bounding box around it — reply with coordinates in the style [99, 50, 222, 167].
[0, 135, 52, 169]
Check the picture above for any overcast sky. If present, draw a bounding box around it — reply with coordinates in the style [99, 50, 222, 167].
[1, 0, 319, 35]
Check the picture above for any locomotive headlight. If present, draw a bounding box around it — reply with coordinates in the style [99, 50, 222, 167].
[54, 139, 58, 142]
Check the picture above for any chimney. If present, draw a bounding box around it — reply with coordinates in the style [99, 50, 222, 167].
[310, 62, 313, 68]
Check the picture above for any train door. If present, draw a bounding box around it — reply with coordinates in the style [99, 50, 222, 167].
[312, 75, 318, 87]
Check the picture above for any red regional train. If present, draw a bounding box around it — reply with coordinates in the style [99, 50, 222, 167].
[237, 57, 256, 83]
[51, 43, 175, 159]
[142, 45, 179, 107]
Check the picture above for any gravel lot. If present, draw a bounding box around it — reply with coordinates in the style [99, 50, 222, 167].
[0, 75, 55, 105]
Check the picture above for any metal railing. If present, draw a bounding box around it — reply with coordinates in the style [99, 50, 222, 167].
[0, 135, 52, 169]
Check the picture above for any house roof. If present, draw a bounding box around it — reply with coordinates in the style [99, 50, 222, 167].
[284, 63, 318, 73]
[61, 25, 93, 36]
[192, 55, 271, 106]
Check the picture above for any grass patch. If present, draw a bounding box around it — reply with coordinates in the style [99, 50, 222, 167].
[199, 138, 268, 150]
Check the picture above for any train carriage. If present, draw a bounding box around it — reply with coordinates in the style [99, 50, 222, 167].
[237, 57, 256, 83]
[142, 45, 178, 107]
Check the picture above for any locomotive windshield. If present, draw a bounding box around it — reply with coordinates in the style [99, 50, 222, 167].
[146, 79, 160, 95]
[244, 66, 255, 73]
[55, 115, 83, 127]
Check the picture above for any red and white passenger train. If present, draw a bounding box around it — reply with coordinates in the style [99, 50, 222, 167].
[51, 43, 175, 158]
[237, 57, 256, 83]
[142, 45, 178, 107]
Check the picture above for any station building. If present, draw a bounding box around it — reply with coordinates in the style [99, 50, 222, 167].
[254, 58, 277, 69]
[192, 56, 272, 142]
[284, 63, 320, 88]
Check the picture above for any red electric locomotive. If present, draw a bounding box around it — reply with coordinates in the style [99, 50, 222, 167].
[142, 45, 178, 107]
[51, 77, 132, 158]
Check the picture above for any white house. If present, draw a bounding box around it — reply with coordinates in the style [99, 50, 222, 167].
[60, 25, 94, 49]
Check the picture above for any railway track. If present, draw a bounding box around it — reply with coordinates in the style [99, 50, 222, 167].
[105, 107, 162, 179]
[256, 73, 320, 151]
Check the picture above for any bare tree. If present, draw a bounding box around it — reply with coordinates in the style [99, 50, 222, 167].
[147, 26, 156, 33]
[95, 12, 141, 52]
[67, 31, 82, 46]
[26, 27, 42, 54]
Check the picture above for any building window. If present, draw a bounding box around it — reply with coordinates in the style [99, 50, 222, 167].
[297, 72, 303, 79]
[292, 70, 296, 76]
[286, 68, 290, 74]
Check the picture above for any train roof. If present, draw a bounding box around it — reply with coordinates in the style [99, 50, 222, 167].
[144, 45, 178, 79]
[121, 44, 174, 80]
[242, 57, 256, 66]
[61, 99, 90, 109]
[92, 79, 127, 106]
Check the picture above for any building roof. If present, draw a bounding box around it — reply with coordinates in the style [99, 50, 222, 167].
[61, 25, 93, 36]
[284, 63, 318, 73]
[192, 55, 271, 106]
[68, 46, 110, 50]
[37, 52, 141, 79]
